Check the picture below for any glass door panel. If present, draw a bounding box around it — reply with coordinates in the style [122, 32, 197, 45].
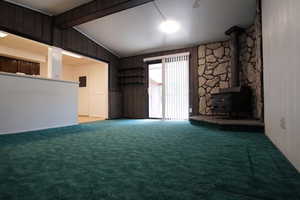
[149, 63, 162, 119]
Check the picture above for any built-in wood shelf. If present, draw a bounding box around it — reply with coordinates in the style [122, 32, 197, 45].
[121, 83, 145, 85]
[118, 67, 144, 72]
[119, 76, 145, 85]
[118, 74, 144, 78]
[119, 66, 145, 86]
[119, 81, 145, 85]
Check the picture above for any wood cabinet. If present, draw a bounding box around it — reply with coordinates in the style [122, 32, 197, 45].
[0, 56, 40, 75]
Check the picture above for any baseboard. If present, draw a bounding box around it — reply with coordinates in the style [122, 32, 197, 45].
[0, 123, 78, 135]
[265, 133, 300, 173]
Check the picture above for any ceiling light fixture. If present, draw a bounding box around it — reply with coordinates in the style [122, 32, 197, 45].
[159, 20, 180, 34]
[62, 50, 82, 59]
[0, 31, 8, 38]
[193, 0, 201, 8]
[153, 1, 180, 34]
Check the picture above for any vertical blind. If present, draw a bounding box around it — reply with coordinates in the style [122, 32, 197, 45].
[163, 54, 189, 120]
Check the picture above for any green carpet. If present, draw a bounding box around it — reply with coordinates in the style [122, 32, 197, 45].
[0, 120, 299, 200]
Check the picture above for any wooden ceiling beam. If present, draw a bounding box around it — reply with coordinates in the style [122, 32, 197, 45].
[55, 0, 154, 29]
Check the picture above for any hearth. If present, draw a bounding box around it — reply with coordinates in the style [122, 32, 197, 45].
[211, 26, 252, 118]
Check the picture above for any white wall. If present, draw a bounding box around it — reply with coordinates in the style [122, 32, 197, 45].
[62, 62, 108, 118]
[0, 45, 46, 63]
[262, 0, 300, 171]
[40, 62, 48, 78]
[0, 73, 78, 135]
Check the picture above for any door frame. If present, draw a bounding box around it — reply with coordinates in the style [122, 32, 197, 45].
[146, 59, 162, 119]
[145, 53, 190, 120]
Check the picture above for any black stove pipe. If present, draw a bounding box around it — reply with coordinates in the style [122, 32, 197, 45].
[225, 26, 244, 88]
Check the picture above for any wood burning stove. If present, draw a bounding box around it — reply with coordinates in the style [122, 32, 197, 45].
[211, 86, 252, 117]
[211, 26, 252, 118]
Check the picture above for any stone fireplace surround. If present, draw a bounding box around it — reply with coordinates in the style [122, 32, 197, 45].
[198, 2, 263, 120]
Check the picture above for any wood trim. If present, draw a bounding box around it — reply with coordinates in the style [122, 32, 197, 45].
[145, 63, 149, 118]
[55, 0, 154, 29]
[143, 52, 190, 62]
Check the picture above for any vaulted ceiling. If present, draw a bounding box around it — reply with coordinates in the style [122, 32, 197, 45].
[5, 0, 256, 57]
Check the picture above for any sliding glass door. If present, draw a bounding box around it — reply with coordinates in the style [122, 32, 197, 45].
[148, 53, 189, 120]
[149, 63, 163, 119]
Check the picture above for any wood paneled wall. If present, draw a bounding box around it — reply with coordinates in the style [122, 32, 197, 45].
[52, 27, 120, 92]
[0, 1, 52, 45]
[0, 1, 121, 119]
[120, 47, 199, 119]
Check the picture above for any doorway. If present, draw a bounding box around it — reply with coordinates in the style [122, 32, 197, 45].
[62, 55, 109, 123]
[148, 53, 189, 120]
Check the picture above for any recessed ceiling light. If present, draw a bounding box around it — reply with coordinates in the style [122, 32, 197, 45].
[0, 31, 8, 38]
[62, 50, 82, 59]
[159, 20, 180, 34]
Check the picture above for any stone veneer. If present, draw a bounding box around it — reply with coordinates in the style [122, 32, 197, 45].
[198, 41, 231, 115]
[198, 0, 263, 120]
[254, 0, 264, 120]
[239, 25, 263, 119]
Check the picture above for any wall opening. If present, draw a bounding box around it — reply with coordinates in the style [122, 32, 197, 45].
[62, 54, 109, 122]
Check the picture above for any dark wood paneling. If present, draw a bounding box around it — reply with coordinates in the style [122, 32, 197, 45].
[109, 91, 122, 119]
[0, 1, 53, 45]
[120, 47, 199, 119]
[122, 84, 147, 118]
[52, 27, 120, 92]
[55, 0, 154, 29]
[54, 28, 105, 61]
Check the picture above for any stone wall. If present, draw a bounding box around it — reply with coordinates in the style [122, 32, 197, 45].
[238, 0, 263, 120]
[255, 0, 264, 120]
[198, 1, 264, 119]
[198, 41, 231, 115]
[239, 24, 263, 119]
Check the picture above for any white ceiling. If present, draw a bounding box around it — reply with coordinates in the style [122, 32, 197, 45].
[6, 0, 256, 58]
[77, 0, 256, 57]
[5, 0, 92, 15]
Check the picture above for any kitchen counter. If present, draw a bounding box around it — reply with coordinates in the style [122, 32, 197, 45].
[0, 71, 78, 85]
